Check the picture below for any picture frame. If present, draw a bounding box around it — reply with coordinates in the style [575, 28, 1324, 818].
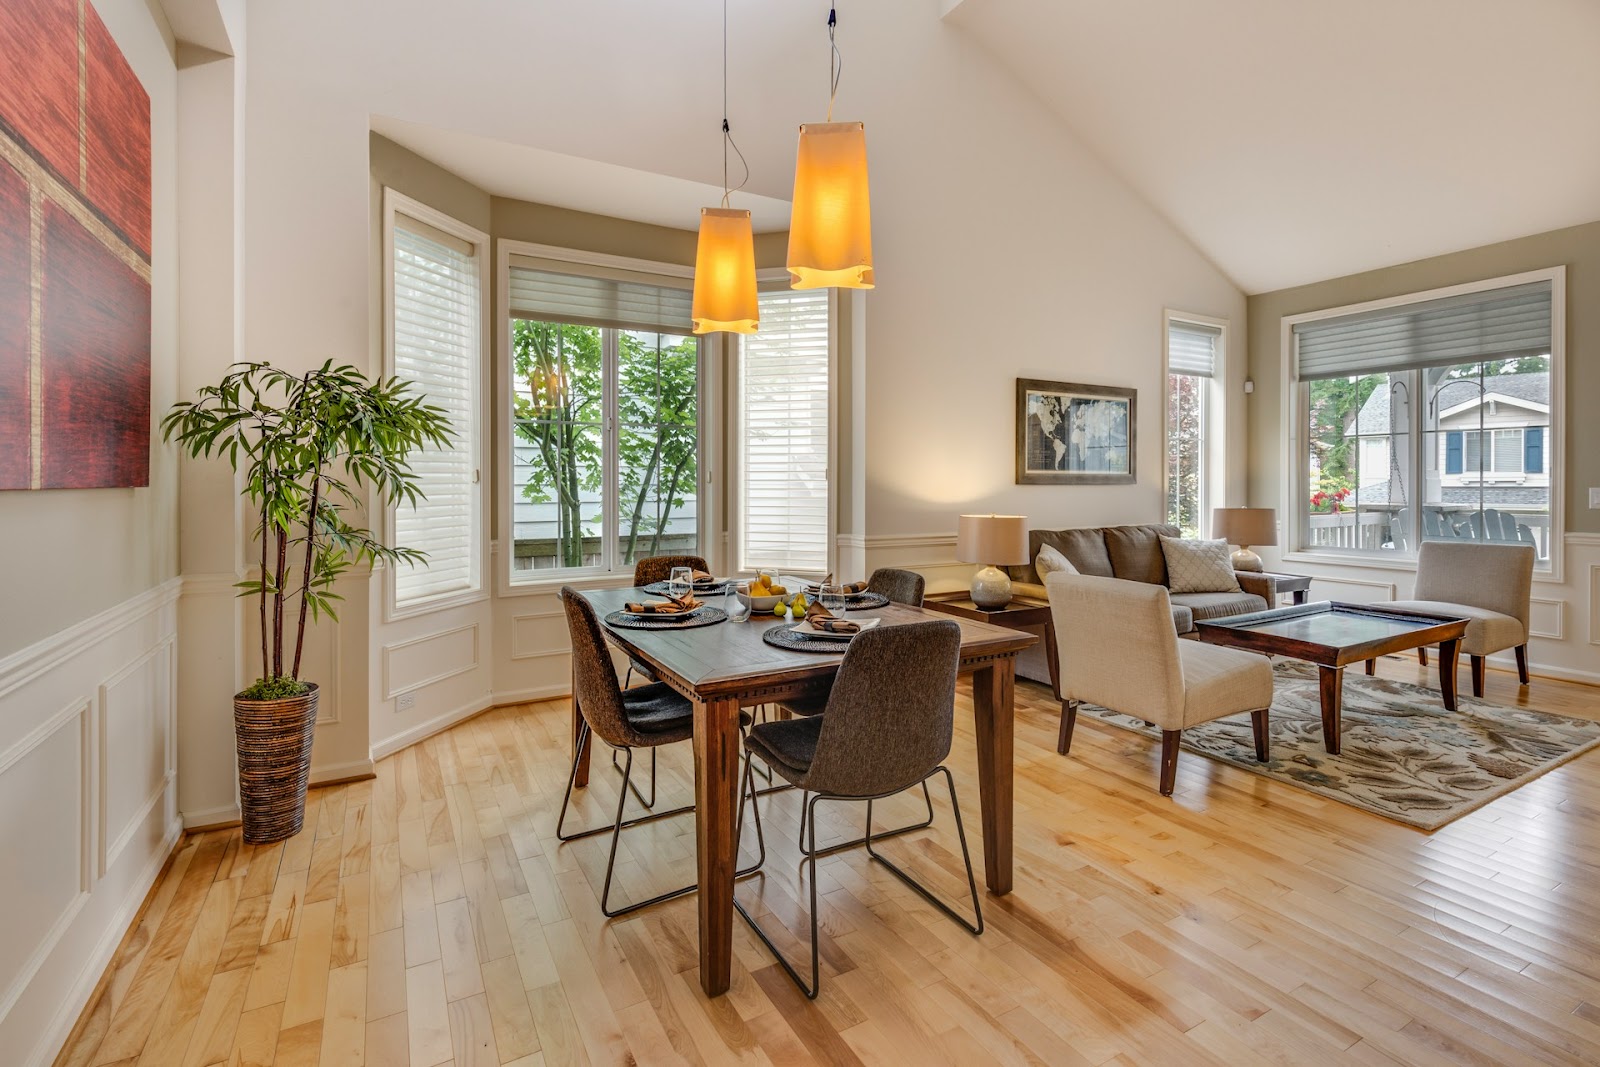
[1016, 378, 1136, 485]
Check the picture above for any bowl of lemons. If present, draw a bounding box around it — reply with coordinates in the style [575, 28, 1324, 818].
[739, 574, 807, 616]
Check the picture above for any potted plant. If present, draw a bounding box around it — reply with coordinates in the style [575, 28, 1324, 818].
[162, 360, 451, 843]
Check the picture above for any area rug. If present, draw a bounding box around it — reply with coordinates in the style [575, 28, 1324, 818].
[1077, 660, 1600, 830]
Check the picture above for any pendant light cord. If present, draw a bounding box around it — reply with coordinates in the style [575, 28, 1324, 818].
[720, 0, 749, 209]
[826, 3, 842, 122]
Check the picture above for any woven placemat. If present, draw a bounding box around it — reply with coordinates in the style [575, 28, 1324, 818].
[604, 607, 729, 630]
[802, 589, 890, 611]
[641, 580, 730, 596]
[761, 622, 851, 653]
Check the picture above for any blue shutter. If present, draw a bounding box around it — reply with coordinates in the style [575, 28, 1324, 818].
[1445, 431, 1463, 475]
[1524, 427, 1544, 474]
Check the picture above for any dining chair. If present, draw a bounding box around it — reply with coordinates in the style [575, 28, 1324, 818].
[866, 566, 926, 607]
[623, 554, 711, 689]
[733, 619, 982, 998]
[556, 587, 763, 916]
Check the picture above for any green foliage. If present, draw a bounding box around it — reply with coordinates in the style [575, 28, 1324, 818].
[1306, 375, 1381, 488]
[1165, 373, 1204, 537]
[239, 675, 312, 701]
[511, 321, 698, 568]
[161, 360, 453, 686]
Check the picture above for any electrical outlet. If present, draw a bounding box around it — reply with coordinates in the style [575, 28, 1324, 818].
[396, 692, 416, 711]
[1590, 487, 1600, 509]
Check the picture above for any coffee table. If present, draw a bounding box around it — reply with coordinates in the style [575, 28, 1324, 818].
[1196, 602, 1468, 754]
[924, 592, 1058, 697]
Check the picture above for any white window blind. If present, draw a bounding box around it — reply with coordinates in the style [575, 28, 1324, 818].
[1294, 280, 1551, 381]
[392, 215, 480, 605]
[507, 255, 692, 333]
[739, 289, 830, 573]
[1168, 321, 1219, 378]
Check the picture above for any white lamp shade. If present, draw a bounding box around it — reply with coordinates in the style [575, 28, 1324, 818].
[786, 122, 874, 290]
[956, 514, 1028, 566]
[1212, 507, 1278, 547]
[691, 208, 759, 334]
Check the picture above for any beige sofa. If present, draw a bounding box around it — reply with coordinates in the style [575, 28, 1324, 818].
[1009, 523, 1276, 685]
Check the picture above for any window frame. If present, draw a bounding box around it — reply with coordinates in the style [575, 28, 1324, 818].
[495, 240, 721, 596]
[1161, 310, 1229, 539]
[381, 189, 491, 620]
[1280, 266, 1566, 580]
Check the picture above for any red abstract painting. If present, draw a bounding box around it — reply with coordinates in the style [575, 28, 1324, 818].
[0, 0, 152, 490]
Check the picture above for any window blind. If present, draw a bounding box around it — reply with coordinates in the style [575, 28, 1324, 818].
[507, 255, 692, 334]
[392, 216, 479, 604]
[739, 289, 830, 574]
[1295, 280, 1551, 382]
[1168, 321, 1219, 378]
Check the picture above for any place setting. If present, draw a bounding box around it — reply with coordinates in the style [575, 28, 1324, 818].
[799, 573, 890, 610]
[761, 596, 882, 653]
[640, 564, 730, 597]
[604, 589, 729, 630]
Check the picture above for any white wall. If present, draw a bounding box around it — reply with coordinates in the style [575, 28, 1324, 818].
[0, 1, 183, 1060]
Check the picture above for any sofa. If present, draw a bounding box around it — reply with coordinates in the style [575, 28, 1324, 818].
[1008, 523, 1276, 686]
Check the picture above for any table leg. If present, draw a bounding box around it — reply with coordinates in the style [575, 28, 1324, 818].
[1318, 665, 1343, 755]
[571, 660, 589, 788]
[1292, 590, 1309, 606]
[692, 695, 741, 996]
[1439, 638, 1461, 711]
[970, 659, 1015, 896]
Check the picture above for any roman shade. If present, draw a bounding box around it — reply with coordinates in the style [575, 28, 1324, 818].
[1168, 321, 1219, 378]
[1294, 280, 1552, 382]
[507, 254, 693, 334]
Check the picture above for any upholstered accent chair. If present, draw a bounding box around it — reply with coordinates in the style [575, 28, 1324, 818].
[1047, 573, 1275, 796]
[734, 620, 982, 997]
[1387, 541, 1535, 696]
[556, 588, 761, 916]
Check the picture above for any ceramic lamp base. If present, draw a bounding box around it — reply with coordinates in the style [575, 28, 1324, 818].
[970, 565, 1013, 609]
[1231, 546, 1264, 572]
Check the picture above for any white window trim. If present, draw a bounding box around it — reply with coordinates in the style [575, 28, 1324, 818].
[381, 189, 491, 621]
[495, 239, 721, 597]
[1161, 309, 1229, 536]
[1278, 265, 1566, 583]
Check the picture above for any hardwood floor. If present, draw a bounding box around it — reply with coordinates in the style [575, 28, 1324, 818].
[54, 657, 1600, 1066]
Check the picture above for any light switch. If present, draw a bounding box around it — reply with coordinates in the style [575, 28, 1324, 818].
[1591, 488, 1600, 509]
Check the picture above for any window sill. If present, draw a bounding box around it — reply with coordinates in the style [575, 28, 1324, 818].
[498, 572, 639, 599]
[1281, 548, 1561, 585]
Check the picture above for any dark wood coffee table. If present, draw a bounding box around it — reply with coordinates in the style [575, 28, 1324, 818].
[1196, 602, 1468, 754]
[925, 592, 1058, 697]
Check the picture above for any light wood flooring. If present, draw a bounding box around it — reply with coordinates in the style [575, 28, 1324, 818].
[54, 656, 1600, 1066]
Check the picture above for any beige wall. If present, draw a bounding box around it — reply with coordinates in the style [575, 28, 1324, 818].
[1247, 219, 1600, 535]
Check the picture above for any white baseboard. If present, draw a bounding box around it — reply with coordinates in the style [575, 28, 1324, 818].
[181, 803, 239, 829]
[370, 695, 493, 762]
[490, 684, 570, 707]
[26, 816, 182, 1067]
[310, 758, 375, 785]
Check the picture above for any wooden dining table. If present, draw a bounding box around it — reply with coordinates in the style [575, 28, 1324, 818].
[571, 586, 1036, 996]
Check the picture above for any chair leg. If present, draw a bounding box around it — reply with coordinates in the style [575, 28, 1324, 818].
[1057, 699, 1079, 755]
[1364, 659, 1376, 676]
[864, 767, 983, 937]
[556, 724, 693, 844]
[1159, 730, 1181, 796]
[613, 745, 655, 808]
[1471, 655, 1486, 698]
[1418, 647, 1429, 667]
[802, 779, 937, 860]
[1515, 645, 1530, 685]
[1250, 709, 1269, 762]
[736, 783, 823, 999]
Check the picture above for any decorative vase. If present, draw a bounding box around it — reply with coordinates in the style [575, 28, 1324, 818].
[234, 684, 320, 844]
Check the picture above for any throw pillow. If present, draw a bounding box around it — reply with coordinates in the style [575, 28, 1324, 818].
[1035, 543, 1078, 580]
[1160, 536, 1240, 594]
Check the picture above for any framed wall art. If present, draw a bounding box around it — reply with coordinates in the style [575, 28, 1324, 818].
[1016, 378, 1135, 485]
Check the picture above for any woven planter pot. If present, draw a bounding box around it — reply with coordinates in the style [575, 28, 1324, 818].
[234, 684, 320, 844]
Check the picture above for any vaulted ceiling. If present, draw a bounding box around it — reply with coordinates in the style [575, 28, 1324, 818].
[943, 0, 1600, 293]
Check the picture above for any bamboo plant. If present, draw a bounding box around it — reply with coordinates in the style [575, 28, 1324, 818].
[162, 360, 452, 698]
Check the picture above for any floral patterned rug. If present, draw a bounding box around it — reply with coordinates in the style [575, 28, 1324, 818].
[1078, 660, 1600, 830]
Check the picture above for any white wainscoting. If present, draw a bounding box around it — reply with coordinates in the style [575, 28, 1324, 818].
[0, 579, 183, 1067]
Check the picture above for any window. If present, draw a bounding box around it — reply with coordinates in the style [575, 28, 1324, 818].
[505, 255, 702, 579]
[1164, 316, 1221, 539]
[386, 194, 485, 609]
[1292, 273, 1558, 566]
[738, 288, 831, 574]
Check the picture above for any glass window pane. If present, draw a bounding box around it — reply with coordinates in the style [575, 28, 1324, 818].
[615, 331, 699, 567]
[1166, 373, 1204, 538]
[1493, 429, 1523, 473]
[1305, 372, 1394, 551]
[510, 320, 605, 573]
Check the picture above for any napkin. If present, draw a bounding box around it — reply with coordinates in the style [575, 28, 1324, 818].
[804, 600, 859, 634]
[809, 573, 869, 596]
[625, 593, 700, 615]
[690, 569, 719, 585]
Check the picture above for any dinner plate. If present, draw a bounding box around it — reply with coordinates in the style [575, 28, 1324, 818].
[788, 616, 882, 641]
[620, 604, 705, 621]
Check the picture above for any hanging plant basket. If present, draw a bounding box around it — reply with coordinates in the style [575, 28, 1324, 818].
[234, 684, 320, 843]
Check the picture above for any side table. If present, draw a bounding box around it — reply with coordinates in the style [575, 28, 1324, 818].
[1255, 571, 1312, 606]
[924, 592, 1057, 697]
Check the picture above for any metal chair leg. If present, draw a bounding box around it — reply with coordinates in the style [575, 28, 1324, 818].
[611, 745, 655, 808]
[556, 723, 691, 844]
[801, 779, 937, 859]
[735, 781, 823, 999]
[864, 767, 983, 936]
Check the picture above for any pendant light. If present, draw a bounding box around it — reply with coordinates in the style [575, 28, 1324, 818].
[691, 0, 759, 335]
[786, 3, 873, 290]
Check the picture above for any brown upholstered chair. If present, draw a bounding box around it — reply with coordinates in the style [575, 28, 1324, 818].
[556, 588, 761, 916]
[734, 620, 981, 998]
[866, 566, 926, 607]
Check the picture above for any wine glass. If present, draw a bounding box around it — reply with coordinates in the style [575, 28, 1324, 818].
[820, 581, 846, 613]
[727, 580, 750, 621]
[669, 566, 692, 599]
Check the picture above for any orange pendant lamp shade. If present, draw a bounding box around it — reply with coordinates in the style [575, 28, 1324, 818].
[691, 207, 759, 335]
[786, 121, 874, 290]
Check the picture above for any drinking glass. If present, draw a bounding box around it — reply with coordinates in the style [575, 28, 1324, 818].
[820, 581, 846, 613]
[727, 580, 751, 621]
[669, 566, 692, 599]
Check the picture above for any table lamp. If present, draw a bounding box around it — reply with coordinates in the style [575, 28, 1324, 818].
[956, 514, 1029, 609]
[1212, 507, 1278, 572]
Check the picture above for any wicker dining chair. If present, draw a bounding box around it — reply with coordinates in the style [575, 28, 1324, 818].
[555, 587, 763, 917]
[734, 619, 982, 998]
